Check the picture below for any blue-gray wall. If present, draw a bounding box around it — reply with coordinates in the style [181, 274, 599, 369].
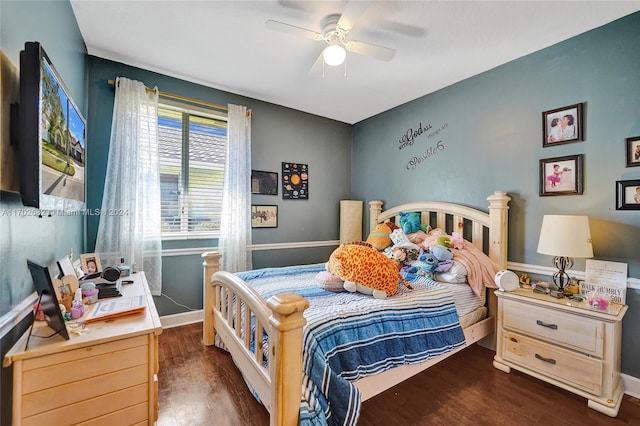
[352, 12, 640, 378]
[85, 56, 352, 316]
[0, 0, 87, 316]
[2, 0, 639, 399]
[0, 1, 87, 423]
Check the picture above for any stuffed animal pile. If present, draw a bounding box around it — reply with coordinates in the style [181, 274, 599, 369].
[315, 211, 468, 297]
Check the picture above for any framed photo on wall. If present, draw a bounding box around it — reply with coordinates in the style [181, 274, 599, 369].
[542, 103, 583, 147]
[625, 136, 640, 167]
[251, 170, 278, 195]
[539, 154, 583, 196]
[251, 205, 278, 228]
[616, 180, 640, 210]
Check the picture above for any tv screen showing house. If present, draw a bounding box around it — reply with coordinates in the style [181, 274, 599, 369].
[39, 53, 86, 204]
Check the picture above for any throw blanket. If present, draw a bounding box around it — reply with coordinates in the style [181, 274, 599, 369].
[451, 241, 500, 297]
[237, 264, 465, 426]
[421, 232, 500, 297]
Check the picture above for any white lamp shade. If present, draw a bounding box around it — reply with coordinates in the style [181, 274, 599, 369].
[537, 215, 593, 258]
[323, 44, 346, 66]
[340, 200, 363, 243]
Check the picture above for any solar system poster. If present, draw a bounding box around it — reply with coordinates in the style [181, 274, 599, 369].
[282, 162, 308, 199]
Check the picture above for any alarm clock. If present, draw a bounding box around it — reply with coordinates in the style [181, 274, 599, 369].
[494, 270, 519, 292]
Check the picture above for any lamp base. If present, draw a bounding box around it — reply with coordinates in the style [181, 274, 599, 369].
[552, 256, 573, 290]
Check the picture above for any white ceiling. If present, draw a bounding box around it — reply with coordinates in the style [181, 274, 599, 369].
[70, 1, 640, 124]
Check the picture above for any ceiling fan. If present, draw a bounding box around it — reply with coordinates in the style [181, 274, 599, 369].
[265, 0, 395, 74]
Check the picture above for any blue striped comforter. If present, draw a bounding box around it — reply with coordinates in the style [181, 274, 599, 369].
[237, 263, 465, 426]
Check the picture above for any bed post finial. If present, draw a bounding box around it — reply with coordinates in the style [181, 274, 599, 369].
[267, 293, 310, 426]
[202, 252, 222, 346]
[487, 192, 510, 269]
[369, 200, 383, 232]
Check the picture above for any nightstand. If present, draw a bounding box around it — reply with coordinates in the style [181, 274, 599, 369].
[493, 288, 627, 417]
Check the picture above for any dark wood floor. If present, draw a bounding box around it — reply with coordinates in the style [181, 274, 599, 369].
[158, 323, 640, 425]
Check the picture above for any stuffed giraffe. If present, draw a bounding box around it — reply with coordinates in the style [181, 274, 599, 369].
[327, 242, 412, 299]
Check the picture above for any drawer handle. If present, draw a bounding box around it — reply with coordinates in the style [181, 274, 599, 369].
[536, 320, 558, 330]
[535, 353, 557, 365]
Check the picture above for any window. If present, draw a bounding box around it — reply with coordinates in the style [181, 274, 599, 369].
[158, 104, 227, 238]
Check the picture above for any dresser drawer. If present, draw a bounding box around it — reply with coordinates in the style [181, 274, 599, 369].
[501, 331, 603, 395]
[502, 300, 603, 357]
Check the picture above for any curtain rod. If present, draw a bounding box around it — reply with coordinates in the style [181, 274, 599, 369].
[108, 79, 228, 112]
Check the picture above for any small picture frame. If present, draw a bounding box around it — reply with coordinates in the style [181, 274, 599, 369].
[251, 205, 278, 228]
[539, 154, 583, 196]
[616, 180, 640, 210]
[542, 103, 583, 147]
[625, 136, 640, 167]
[251, 170, 278, 195]
[80, 253, 102, 275]
[58, 283, 72, 299]
[57, 256, 76, 278]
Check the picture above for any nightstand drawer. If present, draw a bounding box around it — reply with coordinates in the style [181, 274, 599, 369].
[503, 300, 603, 357]
[502, 331, 603, 395]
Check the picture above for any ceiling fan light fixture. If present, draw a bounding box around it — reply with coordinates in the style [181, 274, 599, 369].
[323, 44, 346, 66]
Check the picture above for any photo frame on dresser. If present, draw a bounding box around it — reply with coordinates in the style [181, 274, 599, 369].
[543, 103, 583, 147]
[80, 253, 102, 276]
[616, 179, 640, 210]
[625, 136, 640, 167]
[26, 260, 70, 343]
[539, 154, 583, 196]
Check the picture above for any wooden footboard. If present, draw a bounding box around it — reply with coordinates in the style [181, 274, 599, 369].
[202, 252, 309, 426]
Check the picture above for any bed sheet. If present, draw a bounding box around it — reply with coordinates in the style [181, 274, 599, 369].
[236, 263, 466, 426]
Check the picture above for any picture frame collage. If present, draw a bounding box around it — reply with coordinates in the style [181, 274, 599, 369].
[251, 162, 309, 228]
[540, 103, 639, 209]
[540, 103, 584, 196]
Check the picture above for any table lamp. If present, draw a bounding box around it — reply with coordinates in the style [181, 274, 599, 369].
[536, 214, 593, 290]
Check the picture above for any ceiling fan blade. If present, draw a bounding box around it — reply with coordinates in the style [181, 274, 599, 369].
[265, 20, 324, 40]
[337, 0, 372, 33]
[346, 40, 395, 61]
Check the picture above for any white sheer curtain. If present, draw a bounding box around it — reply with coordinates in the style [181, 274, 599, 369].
[219, 104, 252, 272]
[95, 77, 163, 295]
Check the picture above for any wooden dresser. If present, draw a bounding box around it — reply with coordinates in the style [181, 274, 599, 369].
[493, 288, 627, 417]
[3, 272, 162, 426]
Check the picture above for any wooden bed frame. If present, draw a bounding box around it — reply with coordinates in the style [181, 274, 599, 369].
[202, 191, 510, 426]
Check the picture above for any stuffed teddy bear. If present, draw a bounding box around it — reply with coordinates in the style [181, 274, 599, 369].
[399, 212, 427, 234]
[327, 242, 411, 299]
[366, 221, 397, 251]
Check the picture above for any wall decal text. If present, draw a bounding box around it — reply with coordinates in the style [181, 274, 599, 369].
[406, 140, 445, 170]
[397, 122, 432, 150]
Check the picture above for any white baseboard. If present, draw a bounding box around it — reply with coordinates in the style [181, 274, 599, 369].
[623, 373, 640, 398]
[160, 309, 203, 329]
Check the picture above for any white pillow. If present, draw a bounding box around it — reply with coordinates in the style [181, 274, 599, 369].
[434, 261, 468, 284]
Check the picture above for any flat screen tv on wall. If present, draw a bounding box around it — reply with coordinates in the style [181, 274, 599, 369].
[18, 41, 86, 211]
